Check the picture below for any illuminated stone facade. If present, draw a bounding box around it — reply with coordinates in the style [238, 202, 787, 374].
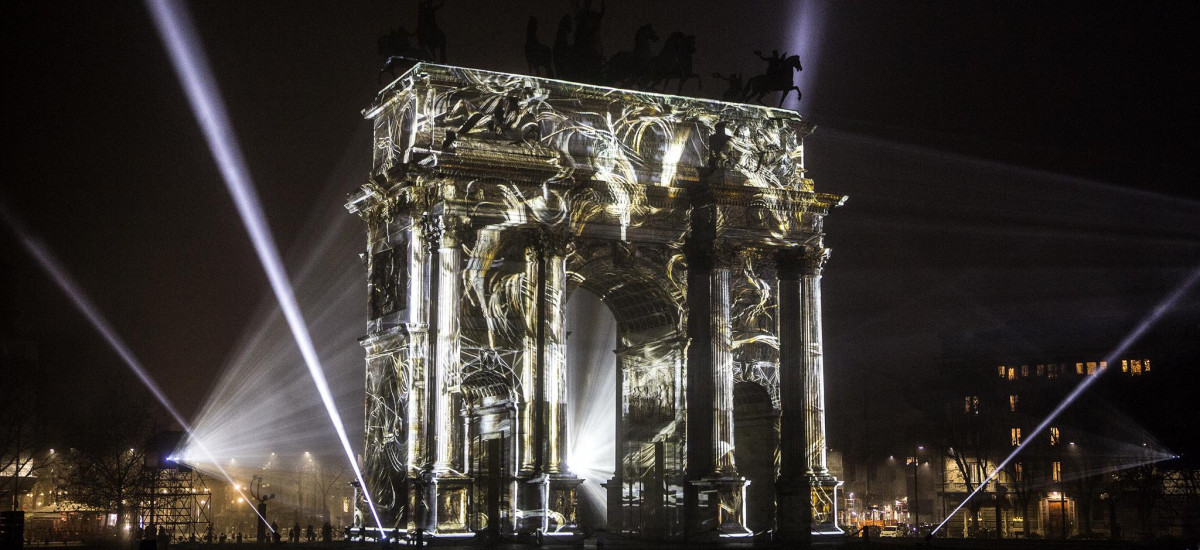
[347, 63, 844, 541]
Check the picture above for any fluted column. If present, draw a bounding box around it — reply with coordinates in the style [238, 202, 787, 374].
[432, 216, 465, 472]
[542, 238, 572, 474]
[407, 218, 432, 474]
[711, 245, 738, 475]
[801, 247, 830, 476]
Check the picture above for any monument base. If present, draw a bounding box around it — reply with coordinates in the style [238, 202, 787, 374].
[691, 477, 752, 538]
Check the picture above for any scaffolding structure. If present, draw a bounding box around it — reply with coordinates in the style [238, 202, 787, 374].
[141, 431, 213, 540]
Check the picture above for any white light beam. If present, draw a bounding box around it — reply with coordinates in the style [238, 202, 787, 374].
[144, 0, 382, 529]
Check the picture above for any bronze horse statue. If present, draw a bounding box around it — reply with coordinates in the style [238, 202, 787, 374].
[651, 32, 701, 94]
[605, 24, 658, 89]
[744, 50, 802, 106]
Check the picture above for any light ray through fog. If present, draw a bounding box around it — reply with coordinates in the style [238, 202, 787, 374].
[932, 262, 1200, 535]
[566, 290, 618, 527]
[145, 0, 381, 528]
[0, 201, 274, 532]
[784, 0, 828, 112]
[180, 130, 370, 468]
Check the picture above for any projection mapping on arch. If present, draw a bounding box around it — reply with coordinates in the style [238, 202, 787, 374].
[345, 62, 846, 541]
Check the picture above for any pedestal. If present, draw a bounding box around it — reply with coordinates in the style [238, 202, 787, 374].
[691, 477, 752, 538]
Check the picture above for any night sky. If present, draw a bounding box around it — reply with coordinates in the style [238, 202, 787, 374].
[3, 2, 1199, 460]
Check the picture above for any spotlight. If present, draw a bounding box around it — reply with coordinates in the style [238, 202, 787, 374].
[932, 263, 1200, 537]
[146, 0, 382, 528]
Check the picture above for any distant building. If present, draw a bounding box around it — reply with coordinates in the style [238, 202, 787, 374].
[933, 355, 1198, 539]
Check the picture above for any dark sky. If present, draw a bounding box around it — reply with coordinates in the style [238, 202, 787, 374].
[3, 2, 1199, 456]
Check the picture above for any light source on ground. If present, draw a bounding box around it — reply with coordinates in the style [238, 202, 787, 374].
[566, 290, 617, 527]
[932, 263, 1200, 536]
[145, 0, 381, 529]
[0, 200, 274, 532]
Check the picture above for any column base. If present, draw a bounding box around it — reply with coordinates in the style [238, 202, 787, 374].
[515, 472, 584, 536]
[690, 476, 752, 538]
[775, 476, 811, 542]
[811, 474, 844, 536]
[414, 470, 473, 535]
[602, 477, 624, 532]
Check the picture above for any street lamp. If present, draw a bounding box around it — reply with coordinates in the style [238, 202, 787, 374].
[911, 445, 925, 531]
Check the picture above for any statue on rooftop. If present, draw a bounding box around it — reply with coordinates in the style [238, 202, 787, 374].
[525, 17, 555, 77]
[416, 0, 447, 63]
[745, 49, 803, 107]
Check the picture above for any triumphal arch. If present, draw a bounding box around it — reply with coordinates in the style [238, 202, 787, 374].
[347, 63, 844, 542]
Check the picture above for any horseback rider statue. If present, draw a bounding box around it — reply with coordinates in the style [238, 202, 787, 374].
[744, 49, 803, 107]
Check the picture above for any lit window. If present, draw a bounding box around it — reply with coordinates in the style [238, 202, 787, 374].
[1144, 359, 1150, 373]
[1052, 461, 1062, 482]
[1014, 462, 1024, 482]
[1009, 394, 1019, 412]
[1086, 362, 1097, 375]
[1099, 361, 1107, 371]
[1075, 363, 1084, 375]
[1122, 360, 1129, 373]
[1131, 359, 1143, 375]
[906, 456, 917, 466]
[1011, 428, 1022, 446]
[964, 395, 979, 414]
[998, 366, 1006, 379]
[1008, 367, 1016, 381]
[1021, 365, 1029, 377]
[1048, 364, 1058, 379]
[1050, 427, 1060, 446]
[1036, 364, 1044, 376]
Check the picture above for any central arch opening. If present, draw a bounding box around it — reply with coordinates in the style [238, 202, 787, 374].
[565, 289, 617, 529]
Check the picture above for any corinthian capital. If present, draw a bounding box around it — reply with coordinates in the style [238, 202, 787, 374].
[711, 240, 743, 270]
[802, 246, 831, 276]
[527, 225, 575, 257]
[776, 246, 830, 278]
[419, 214, 471, 250]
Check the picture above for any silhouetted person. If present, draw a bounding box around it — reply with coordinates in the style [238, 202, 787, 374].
[306, 524, 314, 542]
[321, 522, 332, 543]
[271, 522, 280, 544]
[293, 522, 301, 543]
[714, 72, 745, 102]
[756, 49, 783, 75]
[377, 27, 428, 83]
[235, 532, 242, 544]
[525, 17, 554, 77]
[416, 0, 446, 62]
[220, 532, 227, 544]
[572, 0, 606, 82]
[708, 121, 732, 170]
[744, 49, 802, 106]
[553, 15, 574, 80]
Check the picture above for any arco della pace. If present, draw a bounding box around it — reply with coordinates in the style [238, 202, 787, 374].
[346, 63, 845, 542]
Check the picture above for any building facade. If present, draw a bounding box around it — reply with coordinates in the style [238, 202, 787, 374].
[934, 356, 1183, 539]
[347, 63, 844, 541]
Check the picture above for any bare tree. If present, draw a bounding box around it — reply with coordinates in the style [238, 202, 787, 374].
[61, 385, 161, 535]
[1, 341, 54, 512]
